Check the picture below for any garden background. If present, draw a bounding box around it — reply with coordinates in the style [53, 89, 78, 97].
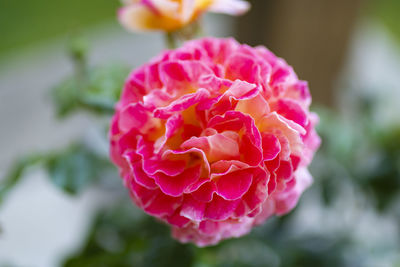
[1, 0, 400, 266]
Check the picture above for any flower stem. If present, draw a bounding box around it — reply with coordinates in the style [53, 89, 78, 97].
[69, 35, 89, 87]
[165, 32, 178, 49]
[164, 19, 205, 49]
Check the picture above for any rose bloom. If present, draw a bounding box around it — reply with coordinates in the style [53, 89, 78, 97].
[110, 38, 321, 246]
[119, 0, 250, 32]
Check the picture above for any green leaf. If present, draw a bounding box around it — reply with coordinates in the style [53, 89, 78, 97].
[1, 141, 116, 205]
[45, 143, 114, 195]
[52, 63, 131, 117]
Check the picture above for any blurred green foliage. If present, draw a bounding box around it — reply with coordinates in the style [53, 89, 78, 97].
[0, 142, 116, 204]
[45, 143, 115, 195]
[51, 34, 131, 117]
[64, 202, 195, 267]
[369, 0, 400, 43]
[316, 101, 400, 211]
[52, 63, 130, 117]
[0, 39, 129, 202]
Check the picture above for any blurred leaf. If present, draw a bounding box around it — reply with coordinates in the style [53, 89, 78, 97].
[45, 143, 114, 195]
[52, 63, 131, 117]
[63, 202, 195, 267]
[360, 126, 400, 211]
[69, 36, 89, 65]
[197, 239, 279, 267]
[1, 141, 116, 205]
[277, 235, 353, 267]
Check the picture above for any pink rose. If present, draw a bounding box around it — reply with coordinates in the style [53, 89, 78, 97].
[110, 38, 320, 246]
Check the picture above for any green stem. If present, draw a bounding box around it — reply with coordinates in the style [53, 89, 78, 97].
[165, 32, 178, 49]
[164, 18, 206, 49]
[68, 36, 89, 88]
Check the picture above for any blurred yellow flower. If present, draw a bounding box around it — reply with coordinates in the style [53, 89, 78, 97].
[118, 0, 250, 32]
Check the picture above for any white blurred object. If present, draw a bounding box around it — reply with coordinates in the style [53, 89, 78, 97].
[341, 20, 400, 127]
[0, 170, 100, 267]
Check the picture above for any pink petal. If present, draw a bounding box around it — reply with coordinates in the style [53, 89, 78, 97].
[167, 208, 191, 228]
[118, 103, 151, 133]
[124, 151, 157, 189]
[224, 80, 259, 100]
[214, 169, 253, 200]
[235, 94, 270, 122]
[237, 167, 269, 215]
[258, 112, 304, 156]
[154, 88, 210, 119]
[274, 168, 313, 215]
[180, 195, 206, 221]
[159, 61, 214, 93]
[130, 179, 182, 217]
[284, 81, 311, 107]
[225, 52, 258, 82]
[261, 133, 281, 161]
[118, 72, 147, 106]
[181, 132, 240, 162]
[142, 156, 187, 176]
[240, 133, 263, 166]
[275, 160, 293, 181]
[271, 98, 308, 127]
[154, 113, 183, 153]
[198, 37, 239, 65]
[154, 165, 201, 197]
[191, 181, 216, 203]
[204, 195, 240, 220]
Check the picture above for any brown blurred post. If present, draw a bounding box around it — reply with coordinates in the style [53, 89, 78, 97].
[235, 0, 363, 107]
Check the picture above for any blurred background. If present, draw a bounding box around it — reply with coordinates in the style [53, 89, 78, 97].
[0, 0, 399, 266]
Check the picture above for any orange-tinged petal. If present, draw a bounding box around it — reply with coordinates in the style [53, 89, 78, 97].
[195, 0, 214, 10]
[150, 0, 180, 17]
[119, 0, 250, 32]
[258, 112, 304, 156]
[119, 3, 184, 32]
